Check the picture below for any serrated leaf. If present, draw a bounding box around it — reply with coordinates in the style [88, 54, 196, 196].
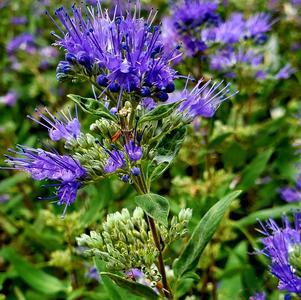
[135, 193, 170, 226]
[139, 101, 181, 124]
[1, 247, 67, 295]
[173, 190, 242, 280]
[101, 272, 159, 300]
[67, 94, 116, 121]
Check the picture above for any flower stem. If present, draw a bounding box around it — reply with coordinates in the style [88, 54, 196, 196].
[135, 175, 173, 299]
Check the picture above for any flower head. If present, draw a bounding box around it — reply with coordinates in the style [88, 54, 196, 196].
[208, 13, 245, 44]
[49, 3, 179, 106]
[245, 13, 271, 44]
[7, 33, 35, 54]
[258, 213, 301, 294]
[28, 107, 81, 141]
[103, 147, 126, 174]
[166, 0, 219, 56]
[169, 78, 236, 120]
[4, 145, 86, 215]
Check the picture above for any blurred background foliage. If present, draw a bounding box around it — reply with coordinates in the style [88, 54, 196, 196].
[0, 0, 301, 299]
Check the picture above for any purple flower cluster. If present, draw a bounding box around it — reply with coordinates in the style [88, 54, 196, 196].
[6, 33, 35, 54]
[166, 0, 220, 56]
[168, 78, 236, 120]
[163, 1, 291, 79]
[4, 145, 86, 216]
[203, 12, 272, 78]
[258, 213, 301, 294]
[28, 107, 81, 142]
[49, 3, 180, 108]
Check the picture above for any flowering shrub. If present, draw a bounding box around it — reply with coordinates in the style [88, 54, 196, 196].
[1, 0, 301, 299]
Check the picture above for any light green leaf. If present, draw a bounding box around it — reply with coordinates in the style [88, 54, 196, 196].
[236, 202, 301, 227]
[135, 193, 170, 226]
[173, 190, 242, 280]
[67, 94, 116, 121]
[101, 272, 159, 300]
[1, 247, 67, 295]
[139, 101, 181, 124]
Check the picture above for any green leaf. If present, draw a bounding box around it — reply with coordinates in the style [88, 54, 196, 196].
[139, 101, 181, 124]
[0, 247, 67, 295]
[237, 149, 273, 190]
[0, 173, 28, 192]
[94, 258, 127, 300]
[67, 94, 116, 121]
[236, 202, 301, 227]
[135, 193, 170, 226]
[148, 126, 186, 183]
[173, 190, 242, 280]
[101, 272, 159, 300]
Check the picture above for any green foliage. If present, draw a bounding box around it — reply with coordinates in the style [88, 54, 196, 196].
[135, 193, 170, 226]
[101, 273, 159, 300]
[68, 94, 117, 121]
[173, 190, 242, 281]
[1, 247, 67, 295]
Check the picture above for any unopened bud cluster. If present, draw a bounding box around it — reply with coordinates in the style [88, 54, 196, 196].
[76, 207, 192, 282]
[160, 208, 193, 244]
[76, 207, 159, 279]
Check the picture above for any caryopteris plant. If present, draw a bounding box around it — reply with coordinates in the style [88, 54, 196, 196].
[3, 1, 241, 299]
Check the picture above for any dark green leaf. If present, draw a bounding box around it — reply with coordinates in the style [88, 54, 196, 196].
[148, 126, 186, 183]
[139, 101, 181, 124]
[173, 190, 241, 280]
[237, 149, 273, 190]
[135, 193, 170, 226]
[1, 247, 67, 295]
[67, 94, 116, 121]
[101, 272, 159, 300]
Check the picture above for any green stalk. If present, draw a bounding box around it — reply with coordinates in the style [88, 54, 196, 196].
[134, 175, 173, 300]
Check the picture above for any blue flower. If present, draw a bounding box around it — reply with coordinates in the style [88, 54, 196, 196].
[4, 145, 86, 215]
[104, 148, 126, 174]
[169, 78, 236, 120]
[245, 13, 272, 44]
[7, 33, 35, 54]
[258, 213, 301, 294]
[166, 0, 220, 56]
[49, 3, 179, 108]
[124, 141, 142, 161]
[28, 107, 81, 141]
